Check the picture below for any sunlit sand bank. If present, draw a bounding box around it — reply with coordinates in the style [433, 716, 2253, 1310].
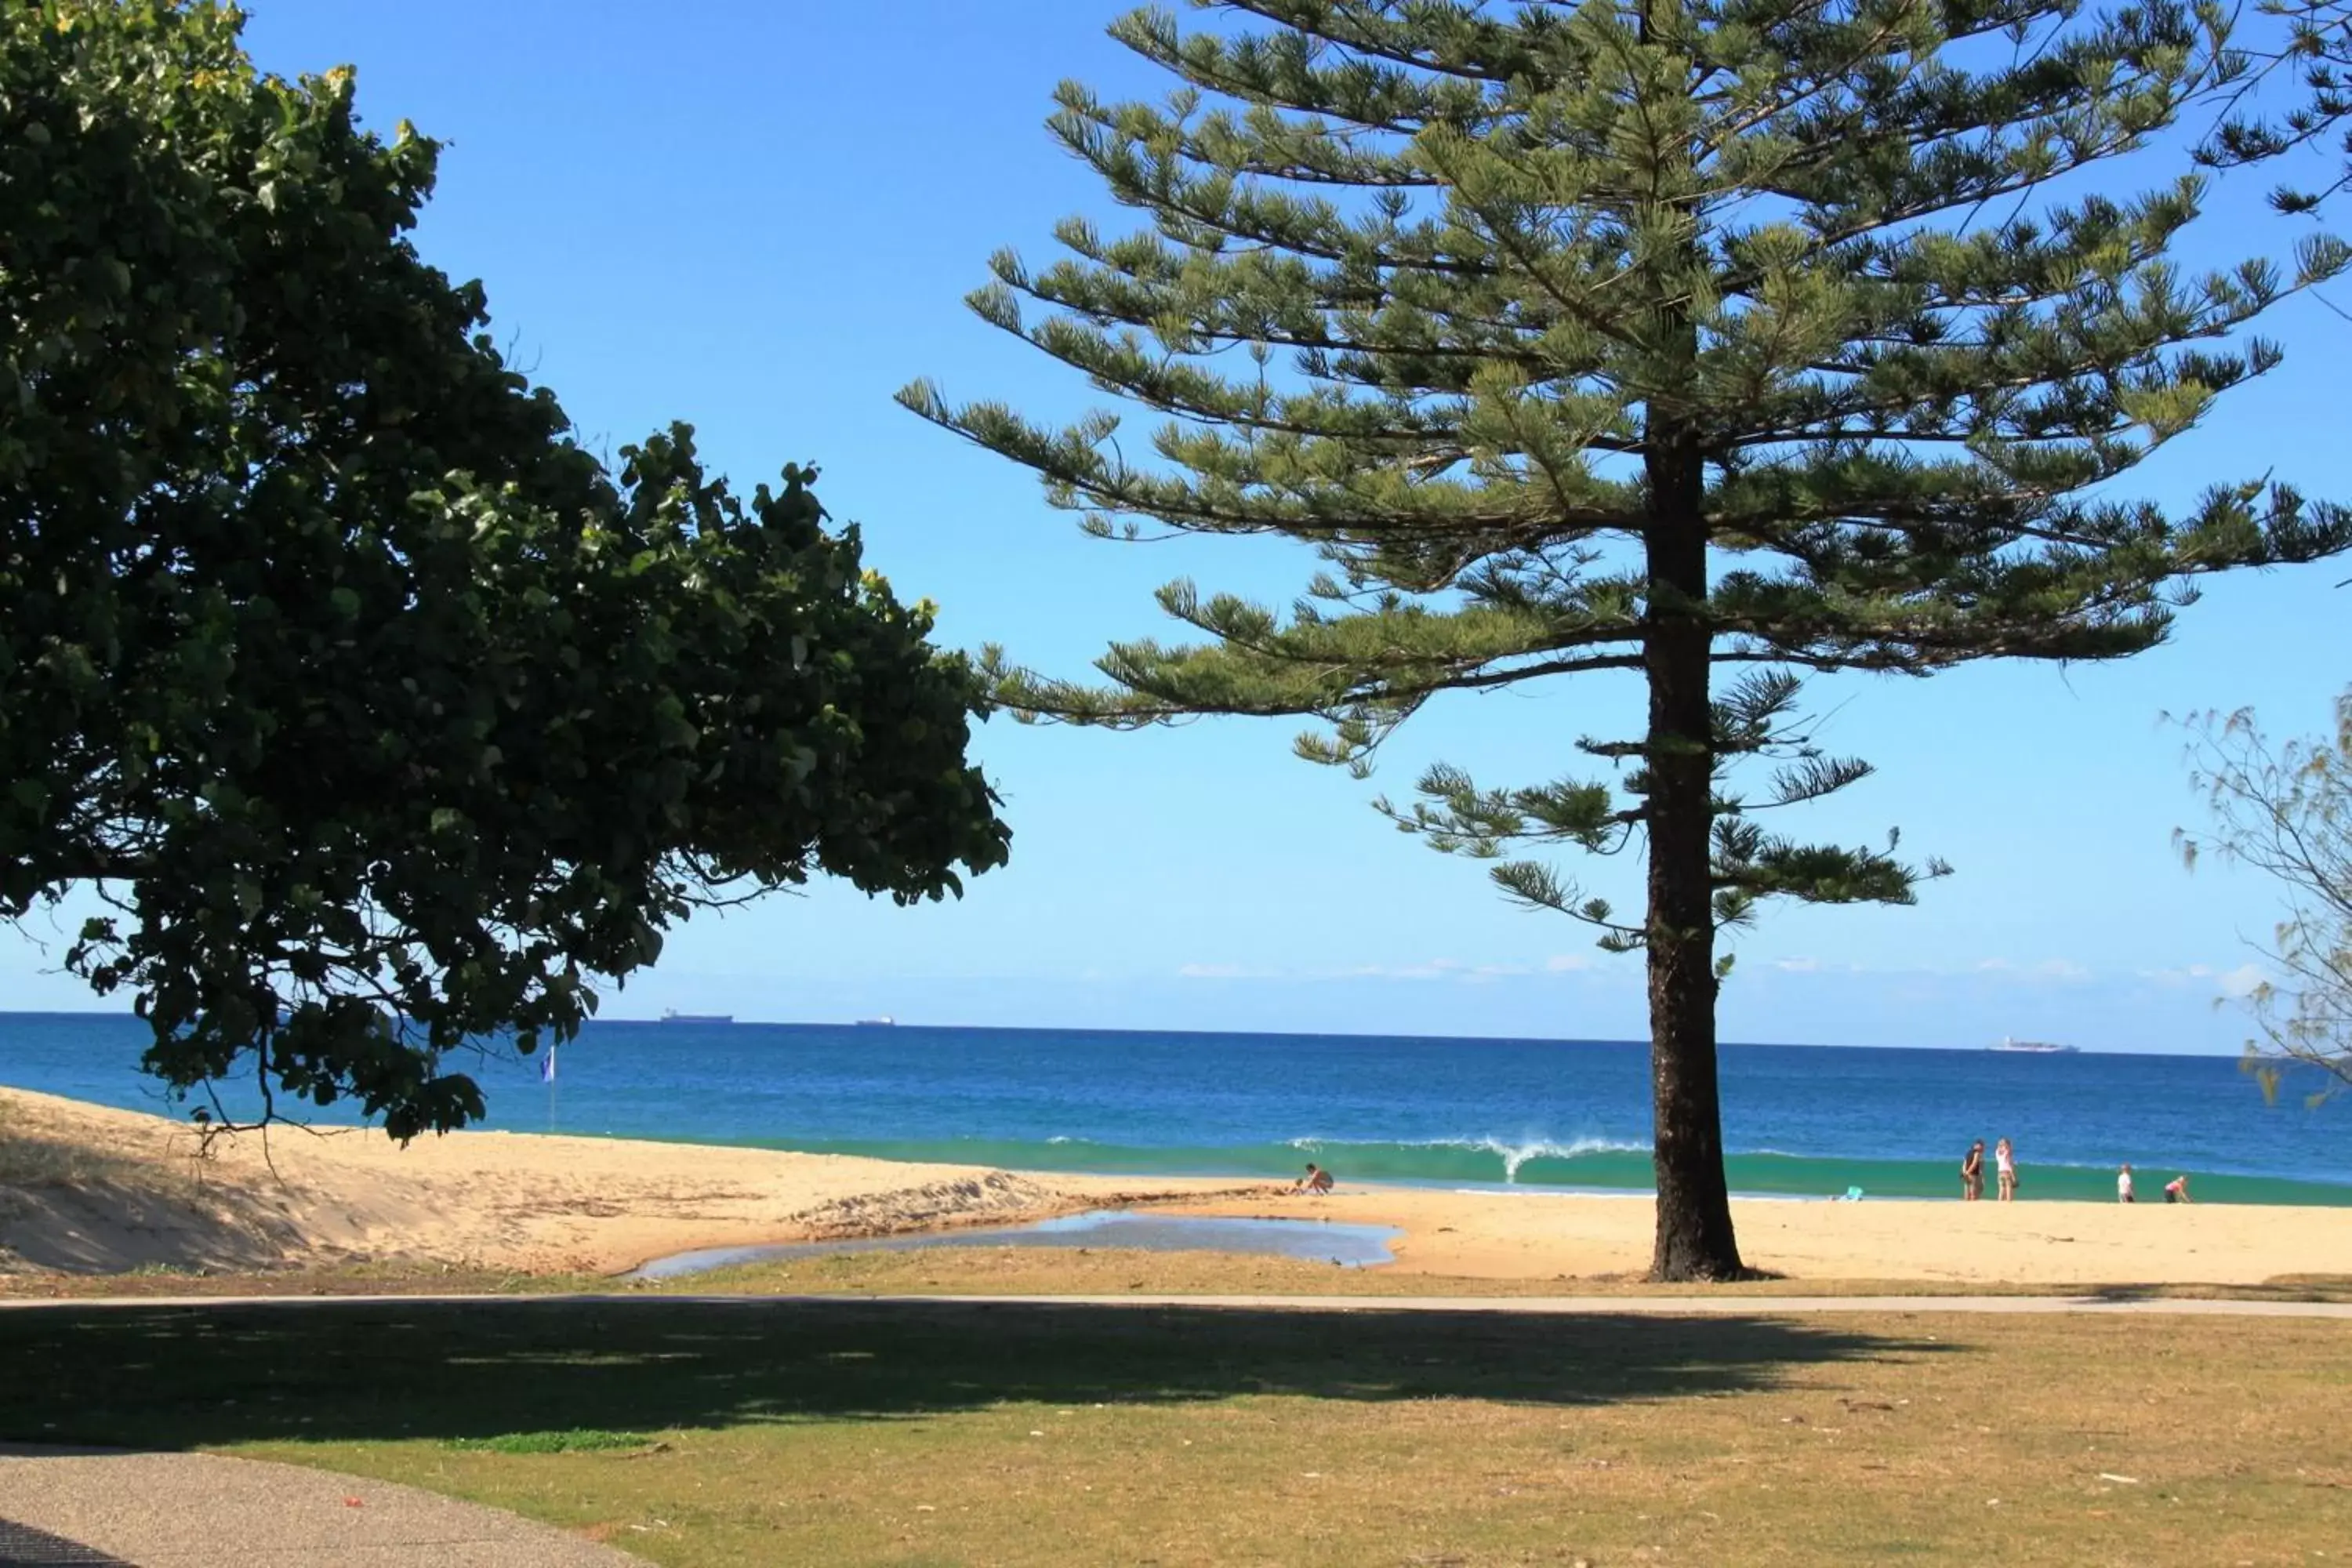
[2, 1087, 2344, 1285]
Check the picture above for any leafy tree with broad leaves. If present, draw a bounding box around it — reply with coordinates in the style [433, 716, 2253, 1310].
[904, 0, 2352, 1277]
[2, 1, 1008, 1139]
[2176, 699, 2352, 1103]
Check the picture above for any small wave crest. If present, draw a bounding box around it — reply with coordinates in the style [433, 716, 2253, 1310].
[1286, 1134, 1648, 1183]
[800, 1134, 2352, 1203]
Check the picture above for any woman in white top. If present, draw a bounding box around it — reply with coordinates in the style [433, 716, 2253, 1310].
[1995, 1138, 2017, 1202]
[2118, 1163, 2136, 1203]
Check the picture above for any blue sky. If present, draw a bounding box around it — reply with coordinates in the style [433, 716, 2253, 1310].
[5, 1, 2348, 1052]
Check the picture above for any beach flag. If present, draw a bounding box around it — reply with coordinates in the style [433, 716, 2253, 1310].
[540, 1046, 557, 1085]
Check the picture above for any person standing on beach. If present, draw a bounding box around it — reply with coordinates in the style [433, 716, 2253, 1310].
[2118, 1163, 2136, 1203]
[1962, 1141, 1985, 1201]
[1995, 1138, 2017, 1202]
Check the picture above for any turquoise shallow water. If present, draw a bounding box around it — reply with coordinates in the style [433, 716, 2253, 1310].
[3, 1011, 2346, 1204]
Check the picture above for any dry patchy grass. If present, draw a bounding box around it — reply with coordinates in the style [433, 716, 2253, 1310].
[631, 1243, 2352, 1303]
[2, 1295, 2347, 1566]
[5, 1240, 2350, 1305]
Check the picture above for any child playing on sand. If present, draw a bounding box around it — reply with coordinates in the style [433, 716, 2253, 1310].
[1294, 1163, 1334, 1195]
[2165, 1174, 2193, 1203]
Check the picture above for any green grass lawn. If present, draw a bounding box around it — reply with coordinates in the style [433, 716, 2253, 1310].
[4, 1289, 2348, 1566]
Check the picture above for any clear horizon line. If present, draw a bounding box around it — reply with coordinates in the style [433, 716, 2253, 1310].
[0, 1007, 2248, 1058]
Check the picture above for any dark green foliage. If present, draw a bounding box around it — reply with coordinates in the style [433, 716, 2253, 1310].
[906, 0, 2350, 1276]
[0, 2, 1008, 1138]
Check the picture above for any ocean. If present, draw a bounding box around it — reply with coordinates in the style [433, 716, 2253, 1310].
[2, 1011, 2345, 1205]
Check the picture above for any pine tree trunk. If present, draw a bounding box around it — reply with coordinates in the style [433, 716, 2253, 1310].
[1642, 439, 1747, 1283]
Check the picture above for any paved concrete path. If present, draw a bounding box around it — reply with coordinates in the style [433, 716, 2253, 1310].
[2, 1290, 2350, 1317]
[0, 1449, 646, 1568]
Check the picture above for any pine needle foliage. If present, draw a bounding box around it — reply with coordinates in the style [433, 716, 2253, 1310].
[903, 0, 2352, 1278]
[2201, 0, 2352, 212]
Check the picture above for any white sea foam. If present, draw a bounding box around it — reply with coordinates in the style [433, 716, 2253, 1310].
[1283, 1133, 1648, 1183]
[1437, 1135, 1647, 1181]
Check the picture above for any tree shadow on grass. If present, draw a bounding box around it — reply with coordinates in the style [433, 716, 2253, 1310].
[0, 1298, 1951, 1449]
[2077, 1276, 2352, 1305]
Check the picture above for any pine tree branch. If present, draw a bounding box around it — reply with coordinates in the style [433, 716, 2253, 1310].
[1213, 0, 1529, 86]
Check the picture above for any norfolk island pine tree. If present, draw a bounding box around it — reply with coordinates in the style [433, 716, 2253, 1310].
[902, 0, 2352, 1280]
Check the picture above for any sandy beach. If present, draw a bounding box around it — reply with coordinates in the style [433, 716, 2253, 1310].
[1160, 1185, 2352, 1284]
[4, 1086, 2348, 1285]
[0, 1087, 1217, 1276]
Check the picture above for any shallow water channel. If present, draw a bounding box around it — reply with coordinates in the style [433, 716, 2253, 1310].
[627, 1209, 1402, 1282]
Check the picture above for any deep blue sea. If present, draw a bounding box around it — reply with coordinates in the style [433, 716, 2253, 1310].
[2, 1011, 2345, 1204]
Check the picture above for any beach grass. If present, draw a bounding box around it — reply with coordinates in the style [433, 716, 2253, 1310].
[0, 1094, 158, 1191]
[0, 1258, 615, 1296]
[2, 1294, 2347, 1566]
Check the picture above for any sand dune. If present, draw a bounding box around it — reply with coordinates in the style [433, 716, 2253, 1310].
[0, 1088, 1171, 1276]
[4, 1086, 2348, 1285]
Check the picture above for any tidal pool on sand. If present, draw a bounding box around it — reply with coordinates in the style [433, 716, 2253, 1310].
[628, 1210, 1402, 1280]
